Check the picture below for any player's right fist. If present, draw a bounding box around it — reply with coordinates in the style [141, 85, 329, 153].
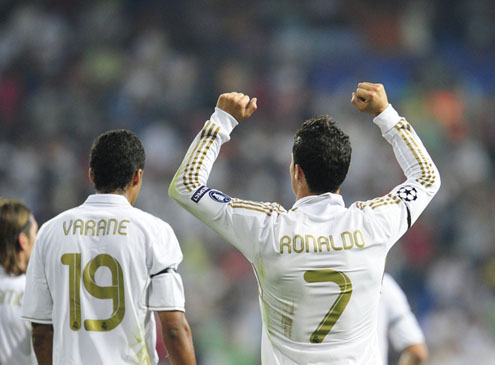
[216, 92, 257, 121]
[351, 82, 389, 116]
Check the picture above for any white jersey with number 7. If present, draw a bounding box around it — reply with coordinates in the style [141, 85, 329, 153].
[22, 194, 185, 365]
[169, 105, 440, 364]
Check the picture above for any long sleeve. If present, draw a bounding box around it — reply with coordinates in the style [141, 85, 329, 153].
[352, 104, 441, 249]
[169, 108, 284, 262]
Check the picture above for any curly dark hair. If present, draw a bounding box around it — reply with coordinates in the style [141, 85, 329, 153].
[292, 115, 351, 194]
[89, 129, 145, 193]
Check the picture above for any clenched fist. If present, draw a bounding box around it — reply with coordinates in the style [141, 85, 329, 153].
[216, 92, 257, 121]
[351, 82, 389, 116]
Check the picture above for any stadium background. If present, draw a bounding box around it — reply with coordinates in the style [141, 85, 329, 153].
[0, 0, 493, 363]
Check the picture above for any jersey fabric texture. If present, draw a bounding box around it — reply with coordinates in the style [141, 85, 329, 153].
[169, 105, 440, 364]
[22, 194, 185, 365]
[378, 273, 425, 365]
[0, 266, 37, 364]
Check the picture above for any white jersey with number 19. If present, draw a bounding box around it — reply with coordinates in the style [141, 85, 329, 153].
[169, 105, 440, 364]
[22, 194, 185, 365]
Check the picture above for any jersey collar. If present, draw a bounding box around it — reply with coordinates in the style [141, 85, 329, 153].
[292, 192, 345, 209]
[84, 194, 133, 207]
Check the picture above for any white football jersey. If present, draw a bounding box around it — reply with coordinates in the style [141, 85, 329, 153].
[378, 273, 425, 365]
[0, 267, 37, 364]
[169, 105, 440, 364]
[22, 194, 185, 365]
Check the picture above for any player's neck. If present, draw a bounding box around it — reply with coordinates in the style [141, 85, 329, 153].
[295, 187, 341, 202]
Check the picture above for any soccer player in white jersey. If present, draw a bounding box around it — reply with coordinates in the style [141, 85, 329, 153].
[378, 273, 428, 365]
[0, 198, 38, 364]
[22, 130, 196, 365]
[169, 82, 440, 364]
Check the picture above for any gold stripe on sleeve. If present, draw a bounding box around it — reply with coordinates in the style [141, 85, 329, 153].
[395, 120, 436, 188]
[183, 121, 213, 192]
[185, 123, 217, 191]
[193, 125, 221, 187]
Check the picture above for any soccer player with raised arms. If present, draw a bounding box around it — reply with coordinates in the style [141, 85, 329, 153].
[169, 82, 440, 364]
[22, 130, 196, 364]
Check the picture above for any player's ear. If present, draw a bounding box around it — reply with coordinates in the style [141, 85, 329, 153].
[295, 164, 305, 182]
[17, 231, 29, 252]
[132, 169, 143, 186]
[88, 168, 95, 184]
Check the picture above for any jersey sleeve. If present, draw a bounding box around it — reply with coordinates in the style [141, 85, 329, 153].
[146, 223, 185, 311]
[351, 105, 441, 250]
[21, 225, 53, 324]
[382, 274, 425, 351]
[169, 108, 283, 262]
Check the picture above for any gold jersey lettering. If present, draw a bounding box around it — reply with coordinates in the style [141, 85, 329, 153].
[293, 235, 304, 253]
[305, 235, 317, 253]
[118, 220, 130, 236]
[85, 219, 96, 236]
[279, 230, 366, 254]
[97, 219, 107, 236]
[330, 235, 342, 250]
[341, 231, 354, 250]
[62, 219, 131, 236]
[318, 236, 331, 252]
[280, 235, 291, 254]
[354, 230, 365, 248]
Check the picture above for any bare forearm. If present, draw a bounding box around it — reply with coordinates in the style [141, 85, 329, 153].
[32, 323, 53, 365]
[399, 343, 428, 365]
[162, 322, 196, 364]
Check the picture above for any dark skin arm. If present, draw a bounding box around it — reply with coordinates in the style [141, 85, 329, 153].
[158, 311, 196, 365]
[32, 323, 53, 365]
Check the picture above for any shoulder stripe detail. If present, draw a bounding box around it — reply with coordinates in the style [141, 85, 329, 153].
[356, 194, 401, 211]
[183, 121, 213, 191]
[229, 202, 273, 216]
[395, 120, 436, 188]
[231, 198, 285, 212]
[229, 199, 284, 216]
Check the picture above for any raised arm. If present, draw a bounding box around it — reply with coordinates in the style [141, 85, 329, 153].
[351, 83, 441, 247]
[169, 93, 282, 261]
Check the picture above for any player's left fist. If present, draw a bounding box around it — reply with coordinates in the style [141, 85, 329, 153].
[216, 92, 257, 121]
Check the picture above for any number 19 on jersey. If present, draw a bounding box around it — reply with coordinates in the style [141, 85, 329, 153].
[61, 253, 125, 331]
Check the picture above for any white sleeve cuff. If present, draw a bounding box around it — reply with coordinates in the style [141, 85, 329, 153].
[373, 104, 401, 135]
[213, 107, 239, 134]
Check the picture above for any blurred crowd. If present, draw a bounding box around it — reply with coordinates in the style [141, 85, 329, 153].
[0, 0, 493, 363]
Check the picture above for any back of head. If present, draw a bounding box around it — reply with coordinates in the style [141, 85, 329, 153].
[90, 129, 145, 193]
[0, 198, 32, 276]
[292, 115, 352, 194]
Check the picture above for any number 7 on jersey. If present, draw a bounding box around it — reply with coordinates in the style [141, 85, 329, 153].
[304, 269, 352, 343]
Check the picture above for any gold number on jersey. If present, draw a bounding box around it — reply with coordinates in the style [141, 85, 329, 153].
[61, 253, 125, 331]
[304, 269, 352, 343]
[61, 253, 82, 330]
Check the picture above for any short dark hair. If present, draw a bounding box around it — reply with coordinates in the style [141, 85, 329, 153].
[89, 129, 145, 193]
[292, 115, 351, 194]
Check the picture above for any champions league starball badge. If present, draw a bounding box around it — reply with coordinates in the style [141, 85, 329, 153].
[397, 185, 418, 202]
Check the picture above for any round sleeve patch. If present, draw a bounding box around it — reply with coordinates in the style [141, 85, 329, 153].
[396, 186, 418, 202]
